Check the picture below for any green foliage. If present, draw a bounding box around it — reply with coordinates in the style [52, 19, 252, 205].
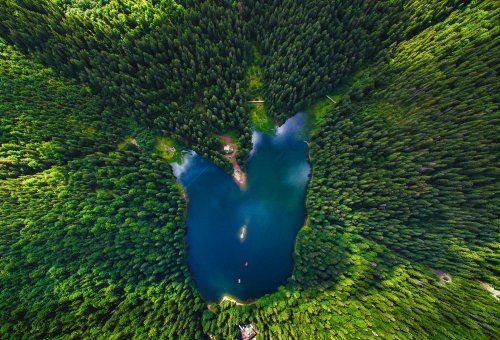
[0, 149, 205, 338]
[246, 45, 264, 99]
[0, 0, 251, 167]
[0, 39, 204, 338]
[0, 0, 498, 338]
[134, 129, 157, 152]
[246, 44, 274, 132]
[242, 0, 403, 121]
[211, 259, 500, 339]
[242, 0, 470, 121]
[154, 136, 182, 162]
[0, 40, 123, 179]
[299, 0, 499, 318]
[208, 2, 499, 339]
[249, 103, 274, 133]
[305, 0, 499, 281]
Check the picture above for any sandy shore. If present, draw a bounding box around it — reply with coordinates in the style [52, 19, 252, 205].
[220, 295, 247, 305]
[220, 135, 247, 189]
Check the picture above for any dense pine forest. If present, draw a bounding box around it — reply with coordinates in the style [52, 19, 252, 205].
[1, 0, 499, 338]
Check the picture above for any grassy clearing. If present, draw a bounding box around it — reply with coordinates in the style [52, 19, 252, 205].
[246, 45, 274, 133]
[307, 97, 336, 121]
[250, 103, 274, 133]
[305, 96, 337, 135]
[119, 133, 183, 163]
[247, 45, 264, 99]
[155, 136, 182, 162]
[218, 130, 241, 148]
[247, 65, 263, 93]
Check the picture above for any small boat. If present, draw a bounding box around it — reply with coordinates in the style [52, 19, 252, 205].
[237, 278, 241, 284]
[239, 225, 247, 241]
[244, 261, 248, 267]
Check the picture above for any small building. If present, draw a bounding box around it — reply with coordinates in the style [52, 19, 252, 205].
[238, 324, 257, 340]
[224, 144, 234, 154]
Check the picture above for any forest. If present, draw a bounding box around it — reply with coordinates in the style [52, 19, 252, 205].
[0, 0, 498, 338]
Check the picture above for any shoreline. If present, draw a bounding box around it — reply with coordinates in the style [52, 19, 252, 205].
[220, 135, 247, 189]
[219, 294, 252, 306]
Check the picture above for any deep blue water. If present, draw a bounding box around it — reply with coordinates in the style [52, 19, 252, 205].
[172, 113, 310, 302]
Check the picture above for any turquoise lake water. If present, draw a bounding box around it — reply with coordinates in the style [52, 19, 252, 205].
[173, 113, 310, 302]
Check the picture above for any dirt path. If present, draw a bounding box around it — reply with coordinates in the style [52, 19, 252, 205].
[220, 135, 247, 189]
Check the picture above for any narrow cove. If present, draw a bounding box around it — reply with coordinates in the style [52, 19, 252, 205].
[172, 113, 310, 302]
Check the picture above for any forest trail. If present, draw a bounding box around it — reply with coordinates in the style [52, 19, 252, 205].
[220, 135, 247, 189]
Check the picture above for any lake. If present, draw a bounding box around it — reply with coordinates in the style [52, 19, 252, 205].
[172, 113, 310, 302]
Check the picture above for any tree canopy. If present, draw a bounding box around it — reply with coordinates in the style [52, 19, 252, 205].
[0, 0, 498, 338]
